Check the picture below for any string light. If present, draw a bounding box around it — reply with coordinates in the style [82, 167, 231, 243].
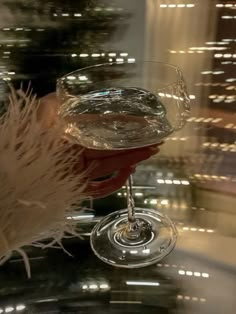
[144, 199, 188, 210]
[189, 46, 227, 51]
[79, 75, 88, 81]
[135, 192, 144, 197]
[100, 284, 109, 289]
[192, 173, 231, 181]
[157, 179, 190, 185]
[160, 199, 169, 205]
[170, 50, 204, 54]
[116, 58, 124, 62]
[221, 15, 236, 19]
[127, 58, 135, 63]
[143, 199, 152, 204]
[182, 227, 215, 233]
[67, 76, 76, 80]
[201, 70, 224, 74]
[192, 206, 206, 211]
[165, 137, 188, 141]
[126, 281, 160, 286]
[71, 52, 132, 59]
[160, 4, 195, 8]
[209, 94, 236, 100]
[222, 38, 236, 42]
[225, 123, 234, 128]
[226, 85, 236, 90]
[202, 142, 236, 152]
[177, 295, 206, 302]
[206, 41, 229, 45]
[159, 92, 176, 98]
[178, 269, 210, 277]
[157, 92, 194, 101]
[216, 4, 236, 7]
[157, 263, 209, 280]
[16, 305, 26, 311]
[215, 53, 236, 58]
[89, 284, 98, 290]
[157, 263, 177, 267]
[82, 282, 109, 290]
[173, 180, 181, 184]
[5, 307, 14, 313]
[226, 78, 236, 82]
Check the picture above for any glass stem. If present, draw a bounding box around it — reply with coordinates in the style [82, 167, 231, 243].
[126, 175, 136, 223]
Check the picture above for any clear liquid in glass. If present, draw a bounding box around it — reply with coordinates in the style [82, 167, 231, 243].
[60, 87, 173, 149]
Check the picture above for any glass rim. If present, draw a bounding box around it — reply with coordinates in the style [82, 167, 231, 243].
[57, 60, 183, 91]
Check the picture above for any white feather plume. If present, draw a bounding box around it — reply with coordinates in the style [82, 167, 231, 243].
[0, 87, 88, 276]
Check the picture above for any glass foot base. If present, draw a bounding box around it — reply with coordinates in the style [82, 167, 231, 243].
[90, 208, 178, 268]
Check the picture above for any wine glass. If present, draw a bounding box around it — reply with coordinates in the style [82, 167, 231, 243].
[57, 61, 190, 268]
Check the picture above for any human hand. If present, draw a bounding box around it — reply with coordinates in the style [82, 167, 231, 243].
[39, 93, 162, 198]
